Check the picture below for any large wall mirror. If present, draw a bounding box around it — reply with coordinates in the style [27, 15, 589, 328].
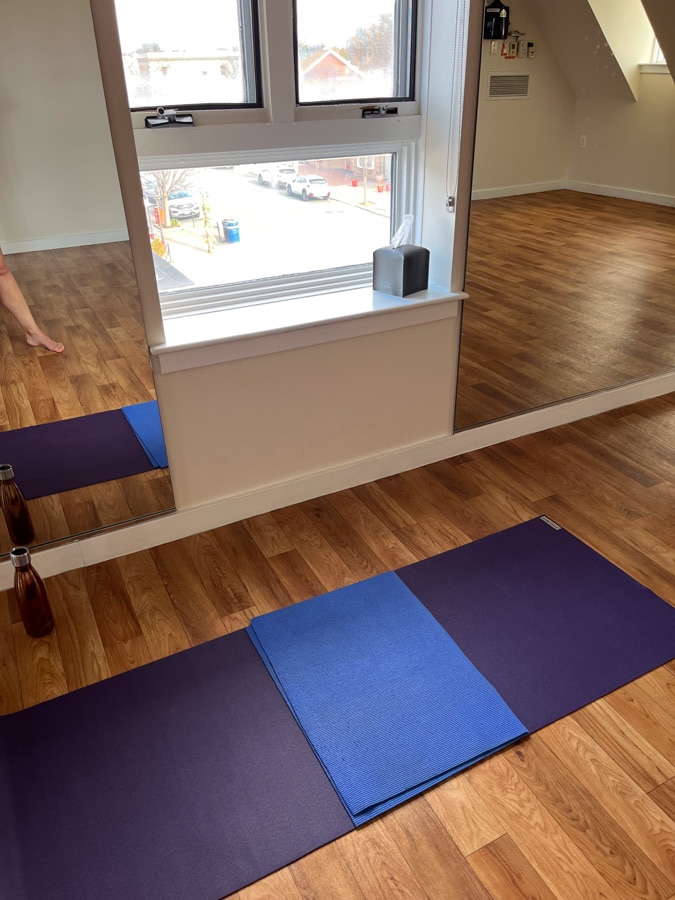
[0, 0, 174, 556]
[456, 0, 675, 430]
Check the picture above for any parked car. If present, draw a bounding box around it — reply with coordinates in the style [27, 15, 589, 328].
[258, 163, 298, 188]
[141, 175, 158, 205]
[168, 190, 202, 219]
[286, 174, 331, 201]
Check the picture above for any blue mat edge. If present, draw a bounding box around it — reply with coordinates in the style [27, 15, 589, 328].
[121, 401, 168, 469]
[246, 572, 529, 826]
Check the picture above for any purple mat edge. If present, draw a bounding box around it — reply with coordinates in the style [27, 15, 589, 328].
[0, 409, 155, 500]
[0, 629, 353, 900]
[397, 516, 675, 732]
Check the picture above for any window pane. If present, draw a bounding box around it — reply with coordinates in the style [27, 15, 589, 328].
[143, 156, 393, 310]
[113, 0, 259, 109]
[295, 0, 415, 103]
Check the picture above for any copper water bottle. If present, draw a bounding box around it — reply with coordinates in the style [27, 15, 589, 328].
[0, 463, 35, 545]
[11, 547, 54, 638]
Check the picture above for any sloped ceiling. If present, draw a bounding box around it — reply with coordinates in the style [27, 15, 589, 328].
[523, 0, 670, 101]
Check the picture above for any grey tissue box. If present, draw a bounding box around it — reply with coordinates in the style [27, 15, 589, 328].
[373, 244, 430, 297]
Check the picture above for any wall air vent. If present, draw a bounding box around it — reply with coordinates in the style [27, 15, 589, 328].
[487, 73, 530, 99]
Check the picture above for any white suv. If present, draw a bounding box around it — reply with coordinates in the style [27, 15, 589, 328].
[258, 164, 298, 189]
[168, 191, 202, 219]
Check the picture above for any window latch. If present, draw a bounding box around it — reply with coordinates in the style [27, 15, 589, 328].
[145, 107, 194, 129]
[361, 104, 398, 119]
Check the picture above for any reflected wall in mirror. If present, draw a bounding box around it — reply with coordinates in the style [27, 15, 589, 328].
[455, 0, 675, 430]
[0, 0, 174, 554]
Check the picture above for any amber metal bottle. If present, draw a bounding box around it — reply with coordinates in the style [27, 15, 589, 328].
[0, 464, 35, 545]
[11, 547, 54, 638]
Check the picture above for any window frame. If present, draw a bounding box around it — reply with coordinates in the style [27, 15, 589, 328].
[92, 0, 472, 349]
[293, 0, 418, 107]
[140, 141, 415, 316]
[124, 0, 425, 313]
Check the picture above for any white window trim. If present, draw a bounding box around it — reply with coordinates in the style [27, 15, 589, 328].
[91, 0, 472, 356]
[150, 286, 464, 373]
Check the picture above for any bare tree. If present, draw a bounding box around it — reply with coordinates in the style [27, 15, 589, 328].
[144, 169, 198, 223]
[345, 14, 393, 73]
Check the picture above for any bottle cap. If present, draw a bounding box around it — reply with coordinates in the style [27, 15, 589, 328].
[10, 547, 31, 567]
[0, 464, 15, 481]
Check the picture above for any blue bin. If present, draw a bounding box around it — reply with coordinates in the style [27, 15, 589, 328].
[225, 219, 240, 243]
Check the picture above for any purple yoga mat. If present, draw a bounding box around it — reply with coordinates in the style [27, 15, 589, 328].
[397, 516, 675, 732]
[2, 517, 674, 900]
[0, 630, 353, 900]
[0, 410, 155, 500]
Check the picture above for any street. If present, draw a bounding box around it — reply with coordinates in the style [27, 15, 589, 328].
[157, 166, 392, 290]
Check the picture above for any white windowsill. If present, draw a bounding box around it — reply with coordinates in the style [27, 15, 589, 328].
[150, 286, 464, 373]
[640, 63, 669, 74]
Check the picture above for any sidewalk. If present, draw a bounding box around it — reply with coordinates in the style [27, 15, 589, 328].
[328, 183, 390, 217]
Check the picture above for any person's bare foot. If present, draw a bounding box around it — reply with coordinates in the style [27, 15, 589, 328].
[26, 331, 64, 352]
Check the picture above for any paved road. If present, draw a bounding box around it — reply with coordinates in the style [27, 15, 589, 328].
[161, 167, 392, 288]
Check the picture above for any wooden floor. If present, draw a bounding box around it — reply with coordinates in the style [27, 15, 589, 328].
[1, 243, 174, 552]
[456, 191, 675, 430]
[2, 392, 675, 899]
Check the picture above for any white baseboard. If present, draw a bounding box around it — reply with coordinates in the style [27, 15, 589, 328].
[1, 229, 129, 255]
[564, 181, 675, 208]
[472, 180, 675, 207]
[3, 370, 674, 590]
[471, 180, 566, 201]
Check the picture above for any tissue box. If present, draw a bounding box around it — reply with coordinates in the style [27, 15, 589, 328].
[373, 244, 430, 297]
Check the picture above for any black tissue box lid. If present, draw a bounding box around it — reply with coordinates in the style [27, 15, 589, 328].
[373, 244, 430, 297]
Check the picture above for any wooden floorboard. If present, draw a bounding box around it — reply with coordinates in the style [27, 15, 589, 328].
[1, 243, 174, 552]
[2, 392, 675, 898]
[456, 190, 675, 429]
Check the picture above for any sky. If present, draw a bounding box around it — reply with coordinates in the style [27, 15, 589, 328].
[113, 0, 392, 52]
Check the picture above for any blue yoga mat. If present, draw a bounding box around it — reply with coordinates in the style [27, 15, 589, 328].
[247, 571, 528, 826]
[121, 401, 168, 468]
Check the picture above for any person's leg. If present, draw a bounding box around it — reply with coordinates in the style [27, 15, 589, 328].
[0, 248, 64, 352]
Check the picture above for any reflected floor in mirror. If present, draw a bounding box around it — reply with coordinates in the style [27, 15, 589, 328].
[0, 243, 174, 553]
[456, 191, 675, 430]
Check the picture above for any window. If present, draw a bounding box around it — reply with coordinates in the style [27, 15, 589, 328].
[652, 40, 666, 65]
[103, 0, 471, 328]
[295, 0, 416, 103]
[113, 0, 261, 109]
[143, 155, 394, 315]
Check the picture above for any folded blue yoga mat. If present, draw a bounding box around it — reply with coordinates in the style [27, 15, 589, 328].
[121, 401, 168, 468]
[247, 571, 528, 826]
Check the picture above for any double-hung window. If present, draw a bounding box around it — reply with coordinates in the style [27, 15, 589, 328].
[109, 0, 425, 320]
[106, 0, 468, 334]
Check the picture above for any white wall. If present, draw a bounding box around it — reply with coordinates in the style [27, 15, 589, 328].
[471, 0, 576, 196]
[0, 0, 126, 251]
[569, 74, 675, 200]
[153, 319, 459, 510]
[472, 0, 675, 202]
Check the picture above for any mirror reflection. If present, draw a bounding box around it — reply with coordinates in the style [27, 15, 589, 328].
[456, 0, 675, 430]
[0, 1, 174, 555]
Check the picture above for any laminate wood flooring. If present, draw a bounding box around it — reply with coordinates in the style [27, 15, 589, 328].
[3, 392, 675, 899]
[456, 191, 675, 429]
